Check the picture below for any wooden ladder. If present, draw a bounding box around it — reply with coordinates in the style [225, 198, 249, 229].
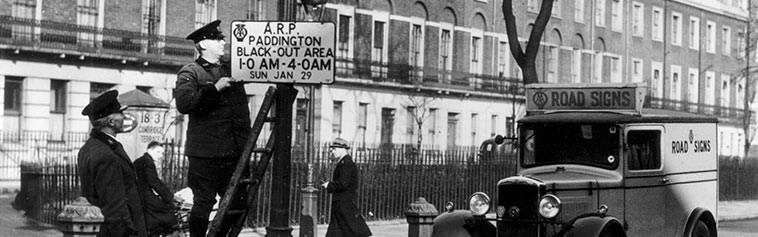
[207, 86, 277, 237]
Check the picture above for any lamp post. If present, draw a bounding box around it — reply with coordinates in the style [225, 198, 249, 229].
[297, 1, 327, 236]
[301, 0, 327, 22]
[269, 1, 328, 237]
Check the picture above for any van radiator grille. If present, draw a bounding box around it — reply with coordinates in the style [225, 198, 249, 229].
[498, 183, 542, 236]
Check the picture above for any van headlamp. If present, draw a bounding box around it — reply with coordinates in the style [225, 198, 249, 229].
[538, 194, 561, 219]
[468, 192, 490, 216]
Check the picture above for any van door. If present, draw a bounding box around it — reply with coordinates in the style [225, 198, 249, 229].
[624, 126, 666, 236]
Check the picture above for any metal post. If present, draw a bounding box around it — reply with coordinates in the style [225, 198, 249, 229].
[268, 4, 299, 236]
[300, 85, 318, 237]
[405, 197, 439, 237]
[268, 83, 298, 237]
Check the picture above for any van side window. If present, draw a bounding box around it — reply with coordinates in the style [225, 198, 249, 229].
[627, 130, 661, 170]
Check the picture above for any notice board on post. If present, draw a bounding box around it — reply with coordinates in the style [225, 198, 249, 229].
[230, 21, 336, 84]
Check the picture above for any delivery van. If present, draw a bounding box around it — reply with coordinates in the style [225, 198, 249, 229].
[433, 83, 718, 237]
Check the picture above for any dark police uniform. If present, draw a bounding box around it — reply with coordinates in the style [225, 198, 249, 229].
[174, 19, 251, 236]
[326, 139, 372, 237]
[78, 91, 147, 237]
[134, 153, 178, 236]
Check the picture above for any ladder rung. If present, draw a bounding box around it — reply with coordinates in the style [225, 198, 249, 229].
[239, 179, 252, 184]
[265, 116, 276, 122]
[252, 148, 271, 153]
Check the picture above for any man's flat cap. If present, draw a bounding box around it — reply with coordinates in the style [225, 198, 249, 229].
[330, 138, 350, 149]
[186, 20, 225, 43]
[82, 90, 128, 121]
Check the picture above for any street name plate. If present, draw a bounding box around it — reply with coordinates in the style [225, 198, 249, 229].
[230, 21, 335, 84]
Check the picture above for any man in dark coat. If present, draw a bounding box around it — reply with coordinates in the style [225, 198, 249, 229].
[322, 138, 372, 237]
[78, 90, 147, 237]
[134, 141, 183, 236]
[174, 19, 251, 237]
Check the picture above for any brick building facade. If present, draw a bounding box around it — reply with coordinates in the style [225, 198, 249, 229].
[0, 0, 754, 157]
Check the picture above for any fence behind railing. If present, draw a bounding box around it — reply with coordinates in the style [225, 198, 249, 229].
[719, 156, 758, 200]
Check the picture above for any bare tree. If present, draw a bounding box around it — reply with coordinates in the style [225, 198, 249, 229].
[502, 0, 555, 85]
[402, 94, 437, 156]
[738, 0, 758, 158]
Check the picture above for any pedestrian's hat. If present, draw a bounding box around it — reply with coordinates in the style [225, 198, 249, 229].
[81, 90, 128, 121]
[186, 20, 225, 44]
[330, 138, 350, 149]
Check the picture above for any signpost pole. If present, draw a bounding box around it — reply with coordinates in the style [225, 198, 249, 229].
[267, 0, 298, 236]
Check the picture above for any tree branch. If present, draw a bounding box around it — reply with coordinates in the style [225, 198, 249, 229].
[525, 0, 554, 64]
[502, 0, 526, 68]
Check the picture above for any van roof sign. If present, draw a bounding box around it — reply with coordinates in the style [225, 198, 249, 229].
[525, 83, 647, 115]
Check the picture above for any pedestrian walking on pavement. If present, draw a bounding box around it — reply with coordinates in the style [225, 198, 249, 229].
[78, 90, 147, 237]
[175, 19, 252, 237]
[322, 138, 372, 237]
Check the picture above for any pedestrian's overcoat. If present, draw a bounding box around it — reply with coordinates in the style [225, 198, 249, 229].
[78, 130, 147, 237]
[174, 56, 251, 158]
[134, 153, 178, 235]
[326, 155, 372, 237]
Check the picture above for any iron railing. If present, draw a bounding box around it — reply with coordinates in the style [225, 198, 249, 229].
[336, 58, 526, 95]
[6, 131, 758, 227]
[648, 97, 748, 120]
[0, 15, 194, 64]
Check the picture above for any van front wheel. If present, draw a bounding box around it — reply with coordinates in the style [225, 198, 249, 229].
[691, 220, 710, 237]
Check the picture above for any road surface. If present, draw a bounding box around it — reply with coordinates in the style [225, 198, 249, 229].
[720, 219, 758, 237]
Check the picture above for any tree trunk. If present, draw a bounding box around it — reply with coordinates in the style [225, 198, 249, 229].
[417, 123, 423, 160]
[523, 62, 539, 84]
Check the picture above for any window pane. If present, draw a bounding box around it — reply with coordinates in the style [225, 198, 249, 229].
[373, 21, 384, 48]
[339, 15, 350, 44]
[4, 77, 23, 112]
[51, 80, 68, 113]
[627, 130, 661, 170]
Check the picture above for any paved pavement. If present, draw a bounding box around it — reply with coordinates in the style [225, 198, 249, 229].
[2, 192, 758, 237]
[718, 200, 758, 222]
[238, 220, 407, 237]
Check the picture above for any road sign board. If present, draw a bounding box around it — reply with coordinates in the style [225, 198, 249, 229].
[230, 21, 335, 84]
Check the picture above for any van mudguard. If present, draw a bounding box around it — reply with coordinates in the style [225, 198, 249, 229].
[559, 214, 626, 237]
[683, 207, 717, 237]
[431, 210, 495, 237]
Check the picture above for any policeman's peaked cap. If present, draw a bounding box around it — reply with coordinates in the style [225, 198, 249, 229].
[186, 19, 225, 44]
[81, 90, 128, 121]
[330, 138, 350, 149]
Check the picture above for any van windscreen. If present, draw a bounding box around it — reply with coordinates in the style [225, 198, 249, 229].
[521, 123, 620, 169]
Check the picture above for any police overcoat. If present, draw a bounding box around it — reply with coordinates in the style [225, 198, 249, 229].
[326, 155, 372, 237]
[78, 130, 147, 237]
[134, 153, 177, 234]
[174, 57, 251, 158]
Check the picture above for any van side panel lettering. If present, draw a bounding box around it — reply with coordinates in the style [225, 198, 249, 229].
[693, 140, 711, 153]
[672, 140, 689, 153]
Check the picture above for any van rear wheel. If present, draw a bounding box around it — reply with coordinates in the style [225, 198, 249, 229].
[691, 220, 710, 237]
